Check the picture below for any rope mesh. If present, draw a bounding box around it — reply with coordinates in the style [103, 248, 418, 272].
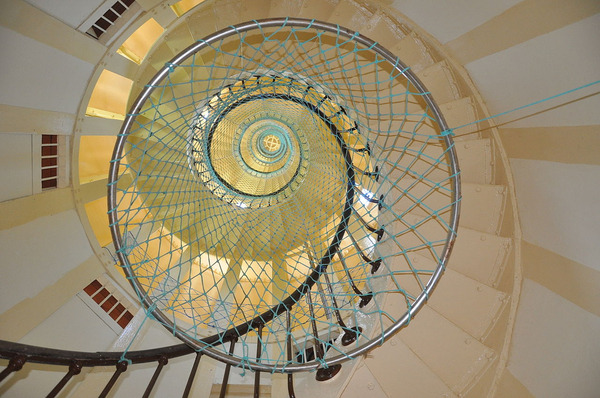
[109, 19, 459, 371]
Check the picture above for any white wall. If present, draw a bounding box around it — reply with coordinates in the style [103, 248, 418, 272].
[391, 0, 522, 43]
[23, 0, 106, 29]
[0, 133, 34, 201]
[0, 209, 94, 314]
[0, 25, 94, 114]
[510, 159, 600, 272]
[465, 13, 600, 127]
[508, 279, 600, 398]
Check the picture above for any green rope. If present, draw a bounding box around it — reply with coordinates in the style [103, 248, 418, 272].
[110, 20, 460, 370]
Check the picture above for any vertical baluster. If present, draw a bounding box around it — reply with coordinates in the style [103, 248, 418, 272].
[46, 361, 82, 398]
[254, 323, 263, 398]
[98, 360, 127, 398]
[351, 206, 385, 241]
[347, 232, 382, 274]
[322, 272, 362, 346]
[0, 355, 26, 383]
[337, 250, 373, 308]
[219, 338, 237, 398]
[286, 311, 296, 398]
[182, 352, 202, 398]
[306, 288, 342, 381]
[306, 244, 362, 346]
[142, 356, 168, 398]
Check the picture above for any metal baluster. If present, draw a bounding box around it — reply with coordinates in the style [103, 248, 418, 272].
[337, 250, 373, 308]
[347, 233, 382, 274]
[356, 165, 380, 182]
[98, 360, 127, 398]
[182, 352, 202, 398]
[46, 361, 82, 398]
[322, 272, 362, 346]
[219, 338, 237, 398]
[351, 206, 385, 242]
[0, 355, 26, 383]
[142, 356, 168, 398]
[286, 311, 296, 398]
[306, 288, 342, 381]
[306, 246, 362, 346]
[254, 324, 263, 398]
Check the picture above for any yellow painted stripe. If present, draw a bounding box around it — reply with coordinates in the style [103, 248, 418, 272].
[446, 0, 600, 65]
[0, 104, 75, 135]
[0, 0, 105, 65]
[500, 125, 600, 165]
[0, 188, 74, 230]
[0, 255, 103, 341]
[522, 240, 600, 317]
[78, 178, 109, 204]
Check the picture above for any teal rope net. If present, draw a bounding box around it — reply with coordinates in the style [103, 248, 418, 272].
[109, 19, 460, 372]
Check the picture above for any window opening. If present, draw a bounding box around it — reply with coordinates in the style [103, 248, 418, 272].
[41, 134, 58, 190]
[86, 0, 136, 40]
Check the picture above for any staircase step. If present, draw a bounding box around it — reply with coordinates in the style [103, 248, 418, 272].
[361, 11, 407, 50]
[416, 61, 461, 105]
[383, 136, 491, 187]
[439, 97, 480, 140]
[421, 261, 508, 340]
[186, 5, 218, 39]
[268, 0, 305, 18]
[361, 337, 457, 397]
[383, 251, 508, 341]
[391, 31, 435, 73]
[461, 183, 506, 234]
[210, 383, 272, 398]
[448, 227, 512, 288]
[242, 0, 276, 21]
[297, 0, 340, 20]
[399, 305, 496, 394]
[163, 20, 195, 55]
[340, 362, 391, 398]
[454, 138, 493, 184]
[328, 0, 377, 30]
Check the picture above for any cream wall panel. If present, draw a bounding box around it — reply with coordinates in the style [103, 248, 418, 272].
[522, 240, 600, 317]
[446, 0, 600, 65]
[19, 295, 118, 351]
[24, 0, 105, 29]
[510, 158, 600, 272]
[1, 0, 105, 65]
[0, 104, 75, 135]
[0, 188, 74, 231]
[341, 363, 389, 398]
[390, 0, 521, 44]
[465, 13, 600, 128]
[0, 255, 101, 342]
[0, 133, 33, 202]
[0, 210, 93, 314]
[508, 279, 600, 398]
[0, 26, 94, 114]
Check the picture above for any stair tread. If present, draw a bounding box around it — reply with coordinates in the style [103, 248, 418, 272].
[439, 97, 480, 139]
[448, 227, 512, 287]
[416, 60, 461, 105]
[412, 254, 508, 340]
[398, 305, 496, 393]
[391, 31, 435, 73]
[454, 137, 493, 184]
[363, 338, 457, 398]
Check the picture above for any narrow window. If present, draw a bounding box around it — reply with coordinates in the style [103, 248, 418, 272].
[41, 134, 59, 189]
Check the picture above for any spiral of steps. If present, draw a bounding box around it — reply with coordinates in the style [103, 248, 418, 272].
[0, 1, 520, 397]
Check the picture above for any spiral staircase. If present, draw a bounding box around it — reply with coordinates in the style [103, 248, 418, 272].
[0, 1, 522, 397]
